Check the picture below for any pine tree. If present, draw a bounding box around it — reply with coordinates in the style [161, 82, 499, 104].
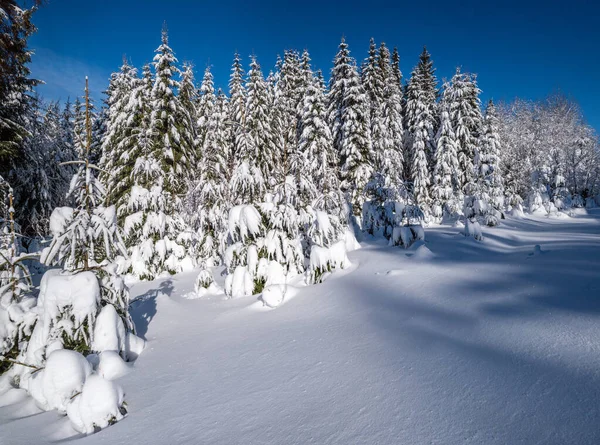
[178, 63, 198, 168]
[476, 99, 504, 225]
[40, 77, 133, 357]
[196, 65, 214, 159]
[404, 47, 437, 155]
[245, 56, 276, 186]
[379, 43, 405, 188]
[187, 88, 232, 266]
[432, 86, 461, 220]
[123, 28, 195, 279]
[404, 47, 437, 214]
[274, 50, 304, 182]
[328, 38, 373, 216]
[446, 68, 483, 193]
[100, 60, 139, 221]
[297, 74, 343, 214]
[0, 180, 37, 375]
[0, 0, 40, 162]
[149, 26, 193, 191]
[391, 46, 402, 90]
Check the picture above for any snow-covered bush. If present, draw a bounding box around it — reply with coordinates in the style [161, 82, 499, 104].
[224, 201, 305, 297]
[24, 349, 92, 412]
[307, 240, 351, 283]
[67, 374, 126, 434]
[389, 202, 425, 248]
[193, 269, 222, 298]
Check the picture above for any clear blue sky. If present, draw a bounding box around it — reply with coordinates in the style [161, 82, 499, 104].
[28, 0, 600, 131]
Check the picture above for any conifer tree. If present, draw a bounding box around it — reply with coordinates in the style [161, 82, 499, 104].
[432, 87, 461, 220]
[476, 99, 504, 224]
[178, 63, 198, 167]
[0, 180, 37, 375]
[328, 38, 373, 217]
[404, 47, 437, 173]
[40, 77, 133, 356]
[274, 50, 304, 182]
[404, 47, 437, 214]
[391, 46, 402, 90]
[245, 56, 276, 185]
[446, 68, 483, 193]
[0, 0, 40, 162]
[123, 27, 195, 279]
[100, 60, 138, 221]
[195, 65, 214, 159]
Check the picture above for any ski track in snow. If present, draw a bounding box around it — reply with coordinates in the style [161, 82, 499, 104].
[2, 211, 600, 444]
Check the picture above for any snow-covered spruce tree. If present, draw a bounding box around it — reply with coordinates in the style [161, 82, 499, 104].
[38, 78, 133, 357]
[327, 38, 373, 218]
[391, 46, 402, 90]
[124, 27, 195, 279]
[404, 47, 438, 218]
[447, 68, 483, 193]
[363, 42, 406, 237]
[228, 53, 263, 205]
[187, 87, 232, 269]
[0, 180, 37, 376]
[0, 0, 40, 163]
[100, 60, 139, 221]
[404, 47, 437, 172]
[361, 38, 386, 177]
[245, 56, 278, 185]
[476, 99, 505, 225]
[73, 95, 99, 161]
[431, 86, 461, 221]
[297, 75, 350, 283]
[195, 65, 214, 159]
[274, 50, 304, 182]
[8, 99, 54, 236]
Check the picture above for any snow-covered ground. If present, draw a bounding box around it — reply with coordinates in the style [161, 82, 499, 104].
[2, 210, 600, 444]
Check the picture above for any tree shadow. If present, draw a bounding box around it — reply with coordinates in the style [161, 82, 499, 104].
[130, 280, 174, 339]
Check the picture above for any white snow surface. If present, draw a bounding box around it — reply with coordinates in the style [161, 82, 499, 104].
[2, 211, 600, 444]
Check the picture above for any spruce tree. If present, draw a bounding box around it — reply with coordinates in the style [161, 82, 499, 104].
[328, 38, 373, 217]
[40, 77, 133, 357]
[124, 27, 195, 279]
[0, 0, 40, 162]
[432, 86, 461, 220]
[476, 99, 504, 224]
[245, 56, 276, 186]
[100, 60, 138, 221]
[404, 47, 437, 215]
[0, 180, 37, 375]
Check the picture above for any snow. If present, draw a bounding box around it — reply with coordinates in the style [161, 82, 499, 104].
[260, 284, 286, 308]
[66, 374, 125, 434]
[92, 304, 126, 355]
[2, 210, 600, 444]
[26, 349, 92, 413]
[23, 270, 100, 366]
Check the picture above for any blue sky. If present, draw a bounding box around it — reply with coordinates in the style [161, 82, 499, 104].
[28, 0, 600, 131]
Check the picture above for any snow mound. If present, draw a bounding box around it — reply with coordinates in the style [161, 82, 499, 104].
[96, 351, 130, 381]
[66, 374, 125, 435]
[261, 285, 287, 308]
[27, 349, 92, 413]
[344, 228, 361, 252]
[528, 244, 545, 257]
[124, 332, 145, 361]
[190, 269, 223, 298]
[409, 243, 435, 261]
[92, 304, 126, 356]
[463, 220, 483, 241]
[225, 266, 254, 298]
